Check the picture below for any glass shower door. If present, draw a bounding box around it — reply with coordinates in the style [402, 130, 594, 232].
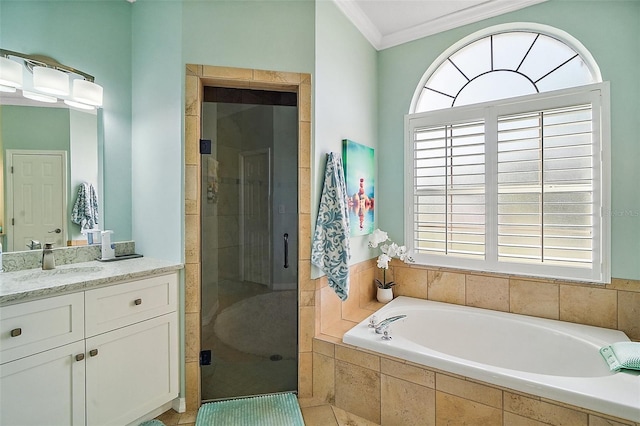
[200, 93, 298, 401]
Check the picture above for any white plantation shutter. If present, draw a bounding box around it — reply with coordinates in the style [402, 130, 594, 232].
[405, 84, 610, 282]
[413, 121, 485, 259]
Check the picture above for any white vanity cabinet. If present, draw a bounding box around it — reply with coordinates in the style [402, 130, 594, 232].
[0, 272, 179, 426]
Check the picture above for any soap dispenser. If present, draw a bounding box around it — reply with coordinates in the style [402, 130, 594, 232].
[42, 243, 55, 270]
[100, 230, 115, 260]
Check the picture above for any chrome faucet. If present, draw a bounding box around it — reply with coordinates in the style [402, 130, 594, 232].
[374, 315, 407, 334]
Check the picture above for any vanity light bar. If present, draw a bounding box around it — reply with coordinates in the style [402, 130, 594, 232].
[0, 48, 103, 108]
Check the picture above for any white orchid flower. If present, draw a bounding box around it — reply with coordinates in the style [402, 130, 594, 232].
[377, 253, 391, 269]
[368, 228, 388, 248]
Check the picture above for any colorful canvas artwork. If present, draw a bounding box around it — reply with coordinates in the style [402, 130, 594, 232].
[342, 139, 375, 236]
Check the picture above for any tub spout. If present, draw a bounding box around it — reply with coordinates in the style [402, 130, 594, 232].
[374, 315, 407, 334]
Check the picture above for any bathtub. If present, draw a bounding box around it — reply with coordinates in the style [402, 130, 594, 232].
[343, 296, 640, 422]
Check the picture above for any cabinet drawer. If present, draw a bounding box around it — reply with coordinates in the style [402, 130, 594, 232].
[85, 273, 178, 337]
[0, 292, 85, 364]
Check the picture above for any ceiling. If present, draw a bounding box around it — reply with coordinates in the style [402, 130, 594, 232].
[333, 0, 547, 50]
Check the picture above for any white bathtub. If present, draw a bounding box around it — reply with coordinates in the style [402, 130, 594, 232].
[343, 296, 640, 422]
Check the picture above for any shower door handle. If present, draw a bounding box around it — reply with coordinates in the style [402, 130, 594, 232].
[283, 233, 289, 269]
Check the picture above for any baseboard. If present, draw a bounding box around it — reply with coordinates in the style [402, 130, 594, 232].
[172, 397, 186, 413]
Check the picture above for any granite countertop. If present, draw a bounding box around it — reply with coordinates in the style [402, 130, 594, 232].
[0, 257, 183, 306]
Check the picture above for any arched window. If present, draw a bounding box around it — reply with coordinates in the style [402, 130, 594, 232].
[411, 23, 602, 113]
[404, 23, 610, 283]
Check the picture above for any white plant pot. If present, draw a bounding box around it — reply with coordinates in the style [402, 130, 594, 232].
[377, 287, 393, 303]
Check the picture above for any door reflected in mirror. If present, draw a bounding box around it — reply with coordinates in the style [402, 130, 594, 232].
[0, 97, 99, 253]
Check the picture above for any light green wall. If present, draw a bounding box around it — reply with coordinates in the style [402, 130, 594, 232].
[314, 0, 378, 273]
[378, 0, 640, 279]
[0, 0, 133, 241]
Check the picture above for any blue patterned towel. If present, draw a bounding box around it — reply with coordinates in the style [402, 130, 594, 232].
[71, 182, 99, 230]
[311, 153, 351, 300]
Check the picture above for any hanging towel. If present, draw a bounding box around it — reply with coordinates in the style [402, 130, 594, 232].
[311, 152, 351, 301]
[71, 182, 99, 230]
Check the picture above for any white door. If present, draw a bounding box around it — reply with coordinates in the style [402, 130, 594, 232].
[239, 149, 271, 285]
[7, 150, 67, 251]
[0, 340, 86, 426]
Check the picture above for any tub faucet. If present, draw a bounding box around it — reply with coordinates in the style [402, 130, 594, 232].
[374, 315, 407, 334]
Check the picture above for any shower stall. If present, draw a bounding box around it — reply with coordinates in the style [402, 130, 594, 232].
[199, 87, 299, 401]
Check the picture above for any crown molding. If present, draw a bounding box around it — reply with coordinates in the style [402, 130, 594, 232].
[334, 0, 548, 51]
[332, 0, 383, 49]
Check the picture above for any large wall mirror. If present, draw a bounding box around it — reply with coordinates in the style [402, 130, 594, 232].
[0, 92, 101, 253]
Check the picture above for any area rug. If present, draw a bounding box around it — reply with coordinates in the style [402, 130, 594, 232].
[213, 290, 297, 358]
[195, 393, 304, 426]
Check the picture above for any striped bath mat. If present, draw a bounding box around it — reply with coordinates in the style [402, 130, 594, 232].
[196, 393, 304, 426]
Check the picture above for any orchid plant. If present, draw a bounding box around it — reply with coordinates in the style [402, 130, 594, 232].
[368, 229, 414, 289]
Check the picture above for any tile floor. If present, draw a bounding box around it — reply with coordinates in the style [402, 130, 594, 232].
[155, 397, 378, 426]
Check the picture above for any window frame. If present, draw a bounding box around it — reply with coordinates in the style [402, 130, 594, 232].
[404, 82, 611, 283]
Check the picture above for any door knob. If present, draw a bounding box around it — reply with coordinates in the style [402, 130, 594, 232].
[48, 228, 62, 234]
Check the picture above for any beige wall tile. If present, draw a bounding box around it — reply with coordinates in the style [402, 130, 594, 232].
[299, 213, 311, 260]
[184, 115, 199, 166]
[202, 65, 253, 80]
[466, 274, 509, 312]
[381, 357, 435, 388]
[185, 361, 200, 412]
[313, 338, 335, 358]
[358, 266, 377, 307]
[510, 279, 559, 319]
[381, 375, 435, 426]
[313, 352, 335, 404]
[299, 306, 315, 353]
[301, 405, 338, 426]
[503, 412, 549, 425]
[394, 266, 428, 299]
[184, 165, 198, 215]
[299, 121, 311, 168]
[618, 291, 640, 341]
[504, 392, 588, 426]
[299, 167, 311, 214]
[185, 75, 200, 117]
[321, 286, 343, 332]
[335, 346, 380, 371]
[298, 352, 313, 398]
[184, 214, 200, 264]
[609, 278, 640, 293]
[299, 83, 311, 123]
[331, 406, 380, 426]
[428, 271, 465, 304]
[341, 268, 362, 321]
[435, 391, 502, 425]
[335, 360, 380, 424]
[435, 373, 502, 409]
[184, 312, 200, 362]
[184, 263, 200, 314]
[300, 290, 315, 307]
[559, 285, 617, 328]
[588, 414, 636, 426]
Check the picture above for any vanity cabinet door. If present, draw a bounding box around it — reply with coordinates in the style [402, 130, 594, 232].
[85, 313, 178, 426]
[0, 340, 86, 426]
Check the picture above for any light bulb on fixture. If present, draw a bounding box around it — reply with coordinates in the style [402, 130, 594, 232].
[22, 90, 58, 103]
[33, 66, 70, 96]
[64, 99, 95, 110]
[0, 56, 23, 89]
[72, 79, 103, 107]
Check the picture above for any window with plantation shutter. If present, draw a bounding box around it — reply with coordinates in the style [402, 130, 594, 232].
[405, 84, 610, 282]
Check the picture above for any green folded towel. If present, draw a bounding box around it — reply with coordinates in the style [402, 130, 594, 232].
[600, 342, 640, 372]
